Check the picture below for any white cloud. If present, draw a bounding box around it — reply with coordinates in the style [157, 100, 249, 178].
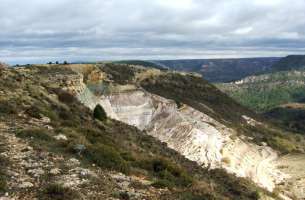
[233, 27, 253, 35]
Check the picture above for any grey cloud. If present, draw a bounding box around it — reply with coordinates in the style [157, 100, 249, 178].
[0, 0, 305, 64]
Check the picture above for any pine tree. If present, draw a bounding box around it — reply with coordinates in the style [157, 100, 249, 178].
[93, 104, 107, 121]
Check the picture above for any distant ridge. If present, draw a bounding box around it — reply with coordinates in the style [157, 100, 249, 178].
[154, 57, 281, 83]
[112, 60, 167, 70]
[271, 55, 305, 71]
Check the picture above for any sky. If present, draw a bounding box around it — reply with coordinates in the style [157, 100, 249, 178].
[1, 0, 305, 64]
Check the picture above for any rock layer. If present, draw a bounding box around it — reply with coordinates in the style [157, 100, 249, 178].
[76, 85, 286, 192]
[66, 69, 303, 199]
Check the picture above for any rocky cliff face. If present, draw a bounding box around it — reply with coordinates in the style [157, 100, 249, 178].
[61, 65, 304, 199]
[78, 89, 286, 191]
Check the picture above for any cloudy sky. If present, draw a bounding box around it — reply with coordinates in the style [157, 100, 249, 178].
[1, 0, 305, 64]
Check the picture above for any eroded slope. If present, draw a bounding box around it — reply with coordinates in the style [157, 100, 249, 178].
[65, 63, 305, 199]
[0, 64, 272, 200]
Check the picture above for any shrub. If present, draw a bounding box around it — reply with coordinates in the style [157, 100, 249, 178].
[138, 157, 193, 188]
[0, 157, 8, 193]
[151, 179, 174, 188]
[40, 183, 80, 200]
[0, 100, 18, 115]
[16, 128, 52, 141]
[85, 144, 129, 173]
[93, 104, 107, 121]
[57, 91, 76, 104]
[269, 136, 297, 153]
[25, 105, 42, 119]
[119, 191, 130, 200]
[102, 64, 136, 84]
[112, 191, 130, 200]
[0, 174, 6, 193]
[175, 100, 183, 109]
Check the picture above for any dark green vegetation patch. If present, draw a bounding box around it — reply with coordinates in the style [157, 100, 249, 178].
[39, 183, 80, 200]
[93, 104, 107, 121]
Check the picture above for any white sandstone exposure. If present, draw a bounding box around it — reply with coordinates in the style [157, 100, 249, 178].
[107, 90, 156, 130]
[221, 139, 286, 191]
[148, 102, 284, 191]
[75, 86, 286, 192]
[76, 86, 119, 120]
[147, 105, 226, 169]
[102, 89, 286, 191]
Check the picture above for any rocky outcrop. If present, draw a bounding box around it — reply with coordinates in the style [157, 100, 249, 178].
[60, 68, 302, 199]
[105, 90, 288, 191]
[74, 84, 286, 192]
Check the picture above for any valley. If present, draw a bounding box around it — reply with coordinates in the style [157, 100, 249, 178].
[217, 55, 305, 136]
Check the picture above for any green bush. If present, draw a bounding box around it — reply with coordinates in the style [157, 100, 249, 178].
[151, 179, 174, 188]
[269, 136, 297, 153]
[119, 191, 130, 200]
[16, 128, 52, 141]
[138, 157, 193, 188]
[175, 100, 183, 109]
[0, 157, 8, 193]
[93, 104, 107, 121]
[85, 144, 129, 173]
[25, 105, 42, 119]
[0, 100, 18, 115]
[57, 90, 76, 104]
[40, 183, 80, 200]
[102, 63, 136, 84]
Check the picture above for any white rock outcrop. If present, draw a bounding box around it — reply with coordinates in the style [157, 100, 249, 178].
[65, 73, 302, 198]
[76, 85, 287, 191]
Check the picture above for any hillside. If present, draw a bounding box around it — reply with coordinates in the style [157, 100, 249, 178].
[154, 57, 280, 83]
[264, 103, 305, 135]
[216, 55, 305, 137]
[71, 63, 305, 199]
[217, 70, 305, 112]
[0, 63, 304, 199]
[0, 64, 272, 200]
[271, 55, 305, 71]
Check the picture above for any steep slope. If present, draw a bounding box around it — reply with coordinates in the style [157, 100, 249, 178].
[154, 57, 280, 83]
[264, 103, 305, 134]
[67, 63, 305, 199]
[0, 65, 275, 200]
